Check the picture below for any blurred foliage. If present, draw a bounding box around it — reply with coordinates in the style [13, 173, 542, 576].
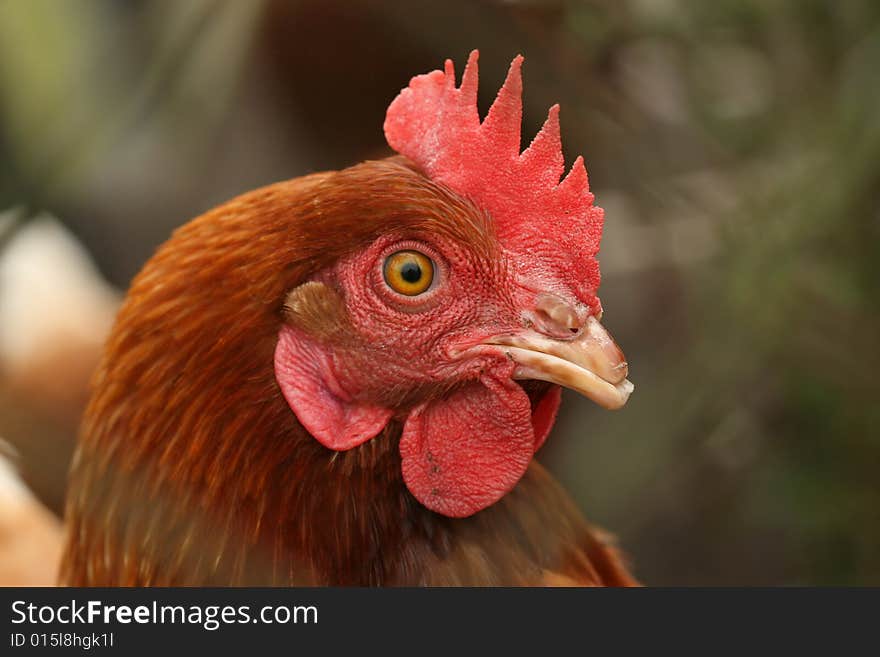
[0, 0, 878, 584]
[552, 0, 880, 585]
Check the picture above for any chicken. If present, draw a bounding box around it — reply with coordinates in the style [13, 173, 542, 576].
[61, 52, 636, 586]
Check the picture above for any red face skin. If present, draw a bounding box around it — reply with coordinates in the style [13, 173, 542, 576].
[275, 226, 597, 518]
[276, 52, 631, 519]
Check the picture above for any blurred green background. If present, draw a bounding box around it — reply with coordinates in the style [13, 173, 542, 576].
[0, 0, 878, 585]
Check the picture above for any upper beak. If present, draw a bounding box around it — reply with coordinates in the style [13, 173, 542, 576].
[484, 316, 633, 410]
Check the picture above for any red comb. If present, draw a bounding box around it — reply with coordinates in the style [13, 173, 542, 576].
[384, 50, 604, 306]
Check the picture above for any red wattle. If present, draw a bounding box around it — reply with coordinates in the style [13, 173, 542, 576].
[399, 375, 537, 518]
[531, 385, 561, 450]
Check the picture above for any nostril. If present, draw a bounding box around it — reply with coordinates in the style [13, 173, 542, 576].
[531, 308, 554, 329]
[532, 293, 585, 338]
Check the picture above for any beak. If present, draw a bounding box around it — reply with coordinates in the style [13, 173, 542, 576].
[484, 316, 633, 410]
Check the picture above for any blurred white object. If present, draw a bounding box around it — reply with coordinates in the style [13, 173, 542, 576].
[0, 211, 119, 378]
[0, 442, 62, 585]
[0, 210, 120, 570]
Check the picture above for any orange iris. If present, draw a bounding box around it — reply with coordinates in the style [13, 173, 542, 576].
[383, 250, 434, 296]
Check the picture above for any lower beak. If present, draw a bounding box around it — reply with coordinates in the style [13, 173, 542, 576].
[485, 316, 633, 410]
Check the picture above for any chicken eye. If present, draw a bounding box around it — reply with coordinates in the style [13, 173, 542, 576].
[383, 250, 434, 296]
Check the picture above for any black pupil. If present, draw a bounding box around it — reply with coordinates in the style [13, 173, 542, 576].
[400, 260, 422, 284]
